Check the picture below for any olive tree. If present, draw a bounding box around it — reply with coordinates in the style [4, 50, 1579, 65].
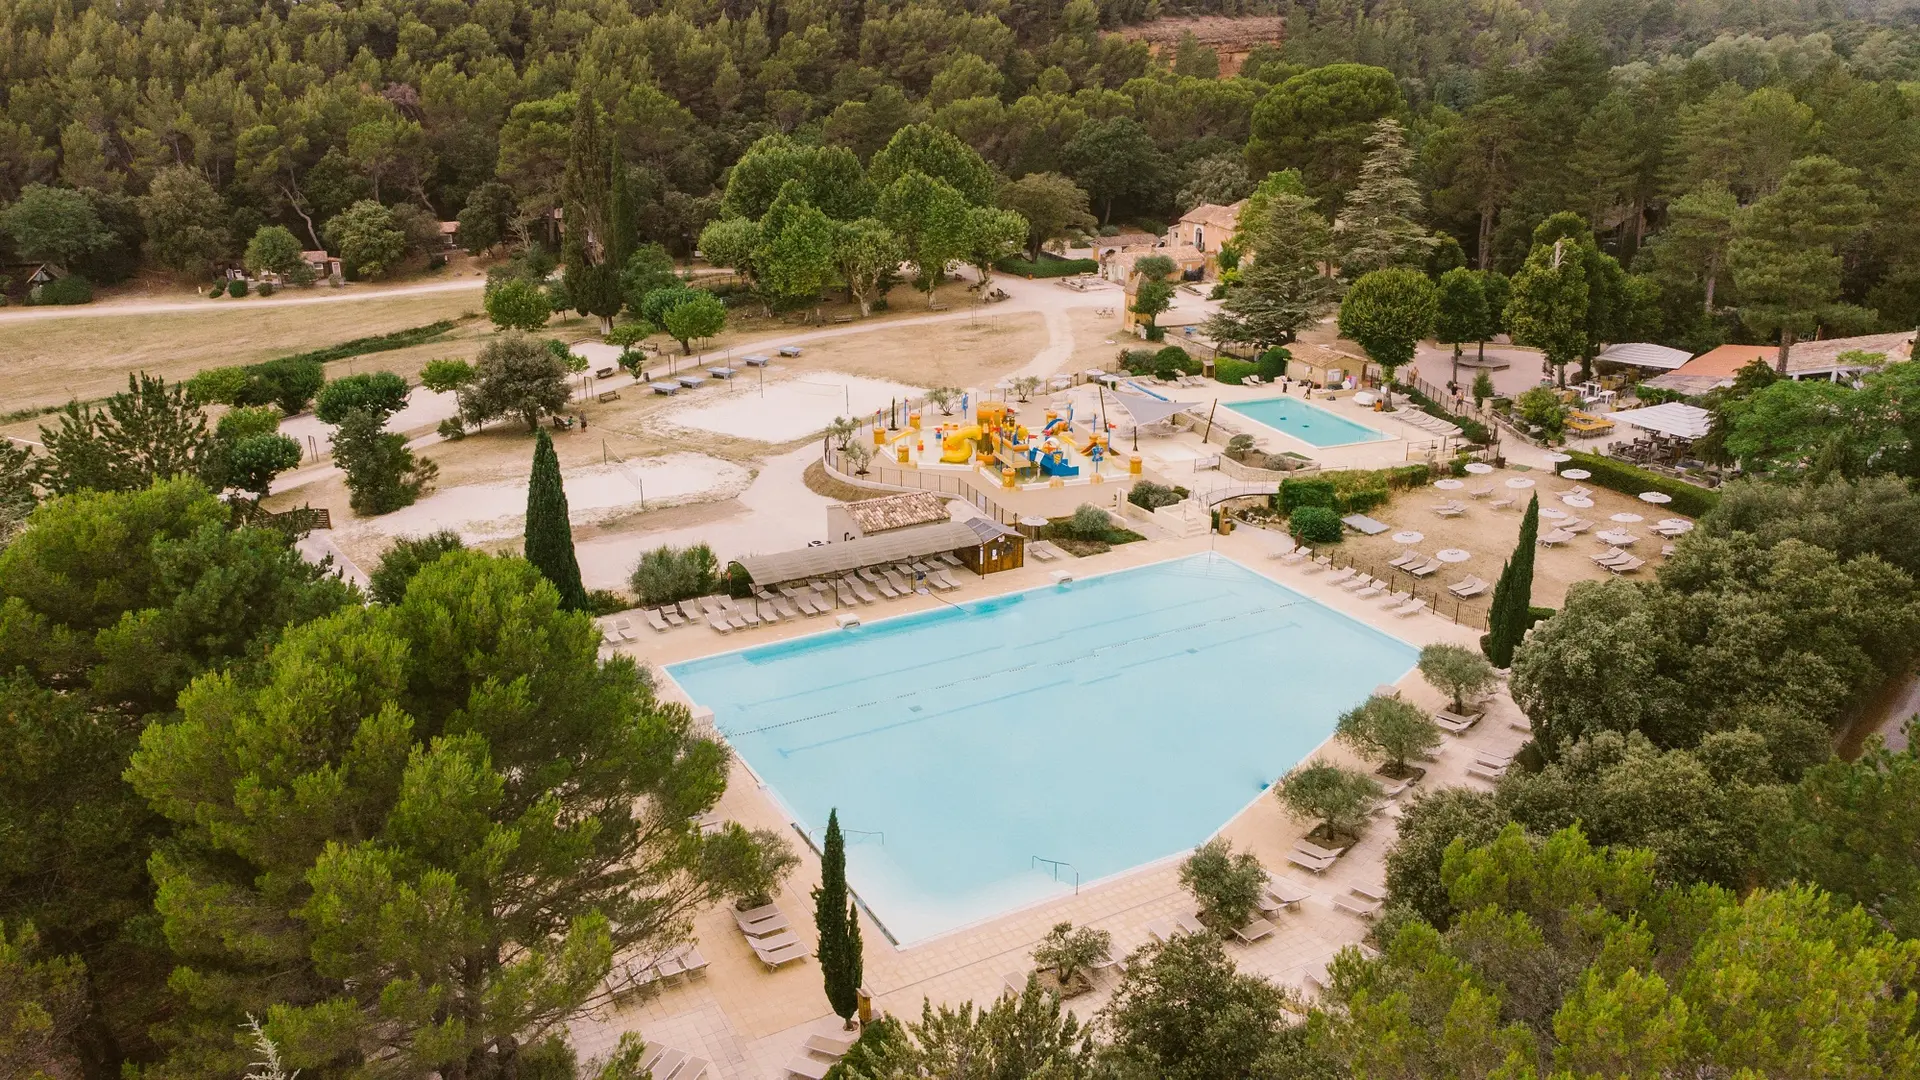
[1418, 643, 1498, 714]
[1335, 694, 1442, 779]
[1274, 761, 1382, 843]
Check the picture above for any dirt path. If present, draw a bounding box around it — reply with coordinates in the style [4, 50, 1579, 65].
[0, 275, 485, 322]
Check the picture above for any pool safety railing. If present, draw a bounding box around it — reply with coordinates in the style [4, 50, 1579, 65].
[1032, 856, 1080, 894]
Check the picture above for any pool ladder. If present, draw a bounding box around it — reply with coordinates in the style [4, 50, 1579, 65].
[1032, 856, 1080, 894]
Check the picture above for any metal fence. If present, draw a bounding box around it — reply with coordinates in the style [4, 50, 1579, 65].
[1233, 521, 1493, 631]
[820, 444, 1025, 527]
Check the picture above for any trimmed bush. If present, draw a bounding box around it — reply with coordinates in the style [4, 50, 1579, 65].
[1127, 481, 1187, 510]
[1289, 505, 1343, 543]
[1562, 450, 1720, 518]
[993, 256, 1098, 278]
[186, 365, 252, 405]
[1144, 324, 1165, 342]
[227, 278, 248, 297]
[257, 281, 275, 297]
[1119, 349, 1156, 376]
[1257, 347, 1290, 380]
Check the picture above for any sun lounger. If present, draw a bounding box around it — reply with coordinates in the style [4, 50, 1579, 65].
[1562, 518, 1593, 533]
[884, 569, 915, 594]
[755, 600, 779, 623]
[842, 575, 877, 603]
[1388, 549, 1419, 568]
[1352, 881, 1387, 902]
[1333, 893, 1383, 918]
[1379, 775, 1413, 798]
[749, 927, 804, 954]
[1325, 566, 1357, 584]
[1340, 572, 1373, 591]
[1606, 556, 1645, 574]
[781, 586, 819, 615]
[1468, 484, 1494, 498]
[1380, 590, 1412, 608]
[1266, 875, 1312, 907]
[1287, 849, 1337, 874]
[1144, 917, 1179, 943]
[642, 608, 671, 632]
[1449, 576, 1489, 597]
[863, 571, 899, 599]
[770, 596, 798, 618]
[1355, 577, 1386, 598]
[928, 567, 960, 590]
[705, 614, 732, 633]
[832, 581, 857, 607]
[1281, 546, 1309, 564]
[1408, 559, 1441, 577]
[1295, 839, 1346, 860]
[1490, 496, 1515, 510]
[784, 1055, 832, 1080]
[1466, 762, 1507, 782]
[1001, 970, 1030, 996]
[1029, 542, 1057, 561]
[1393, 598, 1428, 617]
[1307, 555, 1332, 572]
[675, 600, 700, 621]
[1174, 912, 1207, 935]
[648, 1049, 688, 1079]
[660, 606, 686, 627]
[1476, 748, 1516, 768]
[1233, 918, 1277, 944]
[939, 552, 964, 568]
[732, 604, 760, 628]
[1538, 528, 1575, 546]
[1592, 548, 1631, 565]
[1432, 503, 1464, 518]
[734, 906, 790, 936]
[805, 1031, 859, 1057]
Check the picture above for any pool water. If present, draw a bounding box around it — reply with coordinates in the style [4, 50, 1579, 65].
[666, 554, 1417, 943]
[1225, 396, 1388, 447]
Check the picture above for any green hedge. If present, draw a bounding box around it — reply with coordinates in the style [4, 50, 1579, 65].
[1257, 348, 1290, 380]
[1562, 450, 1720, 518]
[31, 275, 92, 305]
[1401, 383, 1491, 445]
[1278, 478, 1336, 513]
[994, 256, 1098, 278]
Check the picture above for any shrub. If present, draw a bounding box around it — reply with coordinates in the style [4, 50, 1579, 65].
[1225, 434, 1256, 458]
[1119, 349, 1156, 376]
[31, 275, 92, 305]
[1154, 346, 1199, 376]
[1340, 487, 1389, 514]
[726, 560, 752, 599]
[585, 589, 626, 616]
[1143, 324, 1166, 342]
[1515, 386, 1567, 437]
[1256, 347, 1290, 380]
[227, 278, 247, 297]
[1066, 503, 1116, 539]
[1278, 477, 1336, 513]
[239, 357, 326, 415]
[1178, 838, 1267, 931]
[1288, 505, 1343, 543]
[1127, 482, 1186, 510]
[315, 371, 411, 424]
[256, 281, 274, 297]
[1214, 356, 1256, 384]
[435, 417, 466, 440]
[628, 543, 719, 606]
[1563, 450, 1720, 518]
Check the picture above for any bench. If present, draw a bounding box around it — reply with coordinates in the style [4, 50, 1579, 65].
[597, 390, 620, 402]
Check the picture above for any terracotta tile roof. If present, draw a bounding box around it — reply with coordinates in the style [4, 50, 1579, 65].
[1672, 343, 1774, 379]
[844, 491, 949, 534]
[1178, 201, 1244, 229]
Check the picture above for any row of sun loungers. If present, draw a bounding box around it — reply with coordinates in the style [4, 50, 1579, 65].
[1591, 548, 1645, 574]
[734, 902, 809, 970]
[1396, 410, 1463, 438]
[636, 1042, 711, 1080]
[612, 941, 710, 998]
[1448, 575, 1489, 598]
[1431, 499, 1468, 518]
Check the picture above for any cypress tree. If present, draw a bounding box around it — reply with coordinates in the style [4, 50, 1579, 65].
[523, 430, 590, 611]
[814, 809, 863, 1028]
[1484, 494, 1539, 666]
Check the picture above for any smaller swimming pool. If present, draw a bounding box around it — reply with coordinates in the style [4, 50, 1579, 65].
[1226, 396, 1387, 448]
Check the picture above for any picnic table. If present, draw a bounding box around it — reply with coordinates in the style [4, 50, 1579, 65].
[677, 375, 708, 389]
[707, 366, 737, 379]
[777, 345, 803, 357]
[742, 354, 771, 367]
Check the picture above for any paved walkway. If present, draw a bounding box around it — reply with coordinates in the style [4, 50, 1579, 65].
[570, 529, 1523, 1077]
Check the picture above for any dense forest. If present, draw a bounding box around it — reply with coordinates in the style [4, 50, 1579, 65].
[1, 0, 1919, 347]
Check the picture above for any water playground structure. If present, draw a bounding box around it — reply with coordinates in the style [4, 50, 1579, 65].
[872, 401, 1130, 489]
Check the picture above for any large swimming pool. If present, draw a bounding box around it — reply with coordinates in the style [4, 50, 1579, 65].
[1225, 396, 1388, 447]
[667, 553, 1417, 943]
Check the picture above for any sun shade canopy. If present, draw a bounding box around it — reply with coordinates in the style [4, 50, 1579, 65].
[1596, 342, 1691, 370]
[1109, 395, 1198, 428]
[739, 521, 1003, 585]
[1611, 402, 1712, 439]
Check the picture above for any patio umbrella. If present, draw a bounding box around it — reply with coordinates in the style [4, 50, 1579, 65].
[1463, 462, 1495, 474]
[1392, 531, 1424, 544]
[1434, 479, 1464, 490]
[1544, 452, 1572, 463]
[1506, 477, 1536, 488]
[1560, 468, 1592, 480]
[1564, 495, 1594, 508]
[1639, 491, 1673, 504]
[1611, 512, 1643, 523]
[1435, 549, 1471, 563]
[1539, 507, 1568, 519]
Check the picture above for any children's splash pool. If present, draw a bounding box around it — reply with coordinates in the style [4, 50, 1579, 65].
[666, 553, 1417, 943]
[1225, 396, 1388, 447]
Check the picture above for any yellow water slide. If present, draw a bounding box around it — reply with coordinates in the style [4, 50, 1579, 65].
[941, 425, 983, 464]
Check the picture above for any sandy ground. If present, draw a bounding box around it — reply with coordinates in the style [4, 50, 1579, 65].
[663, 372, 929, 442]
[1277, 465, 1695, 622]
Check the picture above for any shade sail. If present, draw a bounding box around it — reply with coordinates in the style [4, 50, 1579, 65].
[1109, 394, 1199, 427]
[739, 520, 991, 585]
[1611, 402, 1712, 439]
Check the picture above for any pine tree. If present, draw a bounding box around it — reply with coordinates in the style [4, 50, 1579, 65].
[815, 809, 863, 1028]
[1484, 495, 1539, 666]
[1334, 119, 1437, 278]
[524, 430, 589, 611]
